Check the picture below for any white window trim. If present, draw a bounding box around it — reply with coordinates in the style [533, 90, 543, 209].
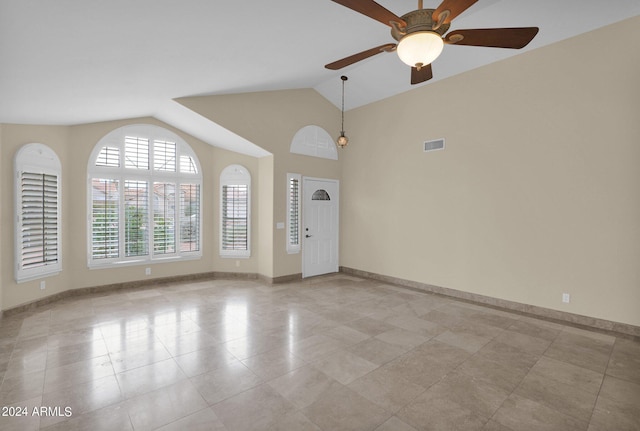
[286, 173, 301, 254]
[87, 124, 202, 269]
[14, 143, 62, 283]
[220, 164, 251, 258]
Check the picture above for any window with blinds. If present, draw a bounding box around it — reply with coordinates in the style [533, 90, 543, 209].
[180, 155, 197, 174]
[96, 146, 120, 167]
[20, 173, 59, 268]
[153, 182, 176, 254]
[124, 180, 148, 257]
[220, 165, 251, 257]
[124, 136, 149, 170]
[286, 173, 301, 254]
[14, 144, 62, 282]
[88, 124, 202, 267]
[180, 184, 200, 252]
[154, 140, 176, 172]
[91, 178, 120, 259]
[222, 185, 248, 251]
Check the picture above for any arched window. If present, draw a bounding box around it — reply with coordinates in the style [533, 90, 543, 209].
[312, 189, 331, 201]
[87, 124, 202, 267]
[14, 143, 62, 282]
[220, 164, 251, 257]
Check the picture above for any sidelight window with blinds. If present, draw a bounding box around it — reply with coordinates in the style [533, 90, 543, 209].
[87, 124, 202, 267]
[286, 173, 301, 254]
[14, 144, 62, 282]
[220, 165, 251, 257]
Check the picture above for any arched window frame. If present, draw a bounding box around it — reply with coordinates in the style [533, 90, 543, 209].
[14, 143, 62, 282]
[87, 124, 202, 268]
[220, 164, 251, 258]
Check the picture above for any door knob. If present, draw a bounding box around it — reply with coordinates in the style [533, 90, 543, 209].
[305, 234, 312, 238]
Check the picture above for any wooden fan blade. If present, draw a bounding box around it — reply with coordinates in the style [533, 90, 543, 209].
[411, 64, 433, 85]
[433, 0, 478, 25]
[325, 43, 396, 70]
[330, 0, 406, 27]
[445, 27, 539, 49]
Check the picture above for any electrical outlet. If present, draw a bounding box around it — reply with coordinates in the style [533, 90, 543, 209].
[40, 281, 46, 290]
[562, 293, 570, 303]
[145, 267, 151, 276]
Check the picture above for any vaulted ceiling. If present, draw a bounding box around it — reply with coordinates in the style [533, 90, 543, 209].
[1, 1, 638, 146]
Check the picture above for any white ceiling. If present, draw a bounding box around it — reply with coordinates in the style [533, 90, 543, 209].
[1, 0, 639, 154]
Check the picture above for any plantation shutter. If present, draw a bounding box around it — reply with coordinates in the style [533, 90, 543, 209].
[124, 180, 149, 257]
[124, 136, 149, 170]
[288, 177, 300, 247]
[153, 182, 176, 254]
[221, 184, 248, 251]
[154, 140, 176, 172]
[91, 178, 120, 259]
[19, 172, 59, 269]
[179, 183, 200, 252]
[96, 146, 120, 167]
[180, 155, 197, 174]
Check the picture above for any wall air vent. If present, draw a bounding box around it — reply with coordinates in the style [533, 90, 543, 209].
[424, 138, 445, 153]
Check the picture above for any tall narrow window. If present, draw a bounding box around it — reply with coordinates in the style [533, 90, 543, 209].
[124, 180, 148, 257]
[91, 178, 120, 259]
[287, 173, 301, 254]
[14, 143, 62, 282]
[220, 165, 251, 257]
[180, 183, 200, 252]
[88, 124, 202, 267]
[153, 182, 176, 254]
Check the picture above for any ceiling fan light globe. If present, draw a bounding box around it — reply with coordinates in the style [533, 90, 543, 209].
[397, 31, 444, 69]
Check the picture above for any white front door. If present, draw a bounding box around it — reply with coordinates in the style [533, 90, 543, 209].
[302, 178, 339, 278]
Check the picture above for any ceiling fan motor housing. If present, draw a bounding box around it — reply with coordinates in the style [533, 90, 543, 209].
[391, 9, 450, 41]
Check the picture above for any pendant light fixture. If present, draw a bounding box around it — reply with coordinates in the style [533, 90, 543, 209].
[336, 75, 349, 148]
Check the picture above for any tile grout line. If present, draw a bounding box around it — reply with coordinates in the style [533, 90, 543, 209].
[584, 336, 617, 430]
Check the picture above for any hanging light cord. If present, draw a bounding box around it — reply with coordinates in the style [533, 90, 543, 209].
[340, 75, 347, 133]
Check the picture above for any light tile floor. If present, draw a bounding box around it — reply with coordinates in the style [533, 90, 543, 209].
[0, 275, 638, 430]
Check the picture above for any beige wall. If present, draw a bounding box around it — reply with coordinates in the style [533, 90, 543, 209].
[1, 118, 261, 310]
[340, 17, 640, 327]
[178, 89, 342, 277]
[258, 155, 274, 278]
[0, 124, 4, 312]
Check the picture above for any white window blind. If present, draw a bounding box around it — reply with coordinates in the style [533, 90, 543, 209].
[153, 182, 176, 255]
[91, 178, 120, 259]
[222, 185, 248, 251]
[96, 146, 120, 167]
[125, 136, 149, 170]
[154, 140, 176, 172]
[180, 183, 200, 252]
[286, 173, 301, 254]
[124, 180, 149, 257]
[180, 155, 197, 174]
[220, 164, 251, 257]
[19, 173, 59, 269]
[14, 143, 62, 282]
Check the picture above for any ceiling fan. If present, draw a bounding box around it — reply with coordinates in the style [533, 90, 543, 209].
[325, 0, 539, 84]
